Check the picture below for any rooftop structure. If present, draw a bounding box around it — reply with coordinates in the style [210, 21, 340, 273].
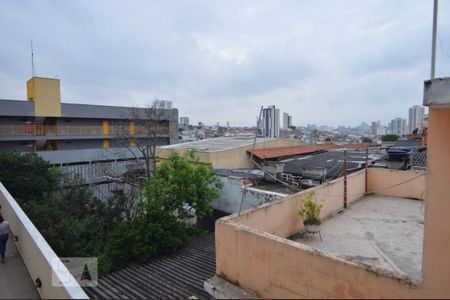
[385, 137, 427, 170]
[159, 136, 272, 152]
[157, 136, 301, 169]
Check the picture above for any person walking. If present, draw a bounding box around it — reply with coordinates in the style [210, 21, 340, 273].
[0, 214, 12, 263]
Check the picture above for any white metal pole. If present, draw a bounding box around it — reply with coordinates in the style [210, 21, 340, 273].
[431, 0, 438, 79]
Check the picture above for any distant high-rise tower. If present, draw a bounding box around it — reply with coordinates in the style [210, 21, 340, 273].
[262, 105, 280, 138]
[390, 117, 407, 136]
[408, 105, 425, 133]
[282, 112, 293, 129]
[371, 120, 382, 136]
[180, 116, 189, 126]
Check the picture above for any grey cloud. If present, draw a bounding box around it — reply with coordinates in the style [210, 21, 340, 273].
[0, 0, 449, 126]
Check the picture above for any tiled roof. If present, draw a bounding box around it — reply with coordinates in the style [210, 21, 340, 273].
[411, 149, 427, 168]
[247, 143, 371, 160]
[391, 138, 423, 149]
[84, 234, 215, 299]
[282, 150, 382, 179]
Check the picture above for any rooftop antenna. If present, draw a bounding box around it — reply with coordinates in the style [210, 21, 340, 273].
[31, 40, 36, 77]
[431, 0, 438, 79]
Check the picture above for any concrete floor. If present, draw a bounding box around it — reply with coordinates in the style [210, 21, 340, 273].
[292, 195, 424, 280]
[0, 238, 40, 299]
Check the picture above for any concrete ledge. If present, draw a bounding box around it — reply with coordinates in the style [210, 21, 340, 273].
[423, 77, 450, 107]
[204, 275, 259, 299]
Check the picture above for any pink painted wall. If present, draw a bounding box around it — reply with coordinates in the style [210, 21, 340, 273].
[232, 170, 367, 239]
[368, 168, 426, 200]
[216, 169, 432, 298]
[216, 221, 422, 299]
[422, 107, 450, 297]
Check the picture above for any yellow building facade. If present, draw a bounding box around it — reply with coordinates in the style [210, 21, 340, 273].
[26, 77, 61, 117]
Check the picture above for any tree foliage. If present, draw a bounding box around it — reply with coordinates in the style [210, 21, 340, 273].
[144, 150, 222, 222]
[0, 152, 59, 203]
[361, 137, 373, 143]
[0, 151, 222, 276]
[101, 150, 222, 274]
[381, 134, 400, 142]
[0, 153, 119, 257]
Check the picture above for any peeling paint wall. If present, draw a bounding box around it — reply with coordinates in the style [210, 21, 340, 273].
[211, 176, 287, 214]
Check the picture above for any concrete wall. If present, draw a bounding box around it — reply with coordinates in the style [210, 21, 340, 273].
[231, 170, 366, 239]
[422, 106, 450, 297]
[368, 168, 426, 200]
[57, 139, 103, 150]
[215, 169, 431, 298]
[0, 141, 31, 152]
[0, 116, 34, 125]
[211, 176, 288, 214]
[0, 183, 88, 299]
[56, 118, 103, 126]
[216, 221, 420, 299]
[36, 147, 142, 164]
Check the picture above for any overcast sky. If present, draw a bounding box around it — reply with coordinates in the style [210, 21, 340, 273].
[1, 1, 449, 127]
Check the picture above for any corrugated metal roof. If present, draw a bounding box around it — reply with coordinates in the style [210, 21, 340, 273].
[84, 234, 215, 299]
[391, 138, 423, 149]
[159, 136, 275, 152]
[282, 150, 382, 179]
[411, 149, 427, 168]
[247, 143, 371, 160]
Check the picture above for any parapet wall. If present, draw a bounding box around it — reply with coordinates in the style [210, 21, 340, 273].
[215, 168, 429, 298]
[0, 183, 88, 299]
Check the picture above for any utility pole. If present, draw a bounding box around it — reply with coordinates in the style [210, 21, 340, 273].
[343, 150, 348, 209]
[365, 147, 368, 194]
[431, 0, 438, 79]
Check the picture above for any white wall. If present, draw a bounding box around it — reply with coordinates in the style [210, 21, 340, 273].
[211, 176, 288, 213]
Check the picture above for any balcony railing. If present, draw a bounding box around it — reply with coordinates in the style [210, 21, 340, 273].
[0, 125, 170, 137]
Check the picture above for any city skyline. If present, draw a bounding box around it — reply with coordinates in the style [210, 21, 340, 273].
[0, 1, 449, 127]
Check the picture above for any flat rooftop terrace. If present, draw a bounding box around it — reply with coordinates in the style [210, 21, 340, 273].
[291, 195, 424, 280]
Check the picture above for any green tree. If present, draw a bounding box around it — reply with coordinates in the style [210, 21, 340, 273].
[381, 134, 400, 142]
[0, 152, 59, 203]
[144, 150, 222, 223]
[361, 137, 373, 143]
[0, 153, 114, 258]
[101, 151, 222, 274]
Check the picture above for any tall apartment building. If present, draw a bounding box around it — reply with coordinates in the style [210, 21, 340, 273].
[389, 117, 407, 136]
[408, 105, 425, 133]
[283, 112, 292, 129]
[0, 77, 178, 198]
[262, 105, 280, 138]
[179, 116, 189, 128]
[371, 120, 382, 136]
